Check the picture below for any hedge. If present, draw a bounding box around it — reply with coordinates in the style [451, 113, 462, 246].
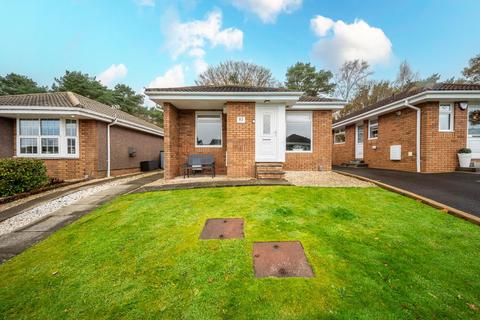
[0, 158, 49, 197]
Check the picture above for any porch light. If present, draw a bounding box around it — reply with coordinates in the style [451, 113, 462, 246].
[457, 101, 468, 110]
[264, 99, 270, 103]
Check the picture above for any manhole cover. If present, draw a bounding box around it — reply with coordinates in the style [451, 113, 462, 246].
[200, 218, 244, 239]
[253, 241, 314, 278]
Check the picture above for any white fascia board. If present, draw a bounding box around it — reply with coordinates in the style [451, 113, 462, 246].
[0, 106, 164, 137]
[332, 90, 480, 129]
[290, 102, 346, 110]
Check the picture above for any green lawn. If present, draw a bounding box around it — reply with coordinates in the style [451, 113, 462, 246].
[1, 186, 479, 319]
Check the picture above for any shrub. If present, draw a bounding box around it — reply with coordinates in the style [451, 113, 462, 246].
[458, 148, 472, 154]
[0, 158, 49, 197]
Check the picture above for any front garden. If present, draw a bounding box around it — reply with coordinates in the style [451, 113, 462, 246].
[0, 186, 479, 319]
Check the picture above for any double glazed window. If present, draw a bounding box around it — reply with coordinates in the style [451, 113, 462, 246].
[368, 119, 378, 139]
[334, 128, 346, 144]
[439, 104, 454, 131]
[18, 119, 78, 157]
[286, 112, 312, 152]
[195, 112, 222, 147]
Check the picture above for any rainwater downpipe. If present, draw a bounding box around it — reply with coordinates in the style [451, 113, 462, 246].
[404, 100, 421, 173]
[107, 117, 118, 178]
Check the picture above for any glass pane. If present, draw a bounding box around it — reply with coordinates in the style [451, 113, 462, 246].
[439, 113, 451, 131]
[41, 119, 60, 136]
[196, 114, 222, 146]
[286, 113, 312, 151]
[67, 138, 76, 154]
[19, 119, 39, 136]
[357, 126, 363, 143]
[440, 105, 452, 113]
[66, 119, 77, 136]
[263, 114, 271, 135]
[41, 138, 59, 154]
[468, 107, 480, 136]
[20, 138, 38, 154]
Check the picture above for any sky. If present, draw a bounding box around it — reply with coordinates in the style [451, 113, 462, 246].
[1, 0, 479, 100]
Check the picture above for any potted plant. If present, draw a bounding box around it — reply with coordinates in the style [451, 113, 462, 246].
[457, 148, 472, 168]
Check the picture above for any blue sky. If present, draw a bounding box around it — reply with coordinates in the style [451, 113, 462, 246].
[0, 0, 479, 97]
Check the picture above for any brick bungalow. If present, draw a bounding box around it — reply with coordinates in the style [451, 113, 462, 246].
[145, 85, 345, 179]
[0, 92, 164, 180]
[332, 83, 480, 173]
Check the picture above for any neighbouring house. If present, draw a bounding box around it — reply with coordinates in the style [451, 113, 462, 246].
[145, 85, 345, 179]
[332, 83, 480, 173]
[0, 92, 164, 180]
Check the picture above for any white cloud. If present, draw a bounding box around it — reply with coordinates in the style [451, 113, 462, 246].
[135, 0, 155, 7]
[311, 15, 392, 68]
[148, 64, 185, 88]
[310, 15, 334, 37]
[97, 64, 128, 87]
[232, 0, 302, 23]
[165, 9, 243, 60]
[193, 59, 209, 75]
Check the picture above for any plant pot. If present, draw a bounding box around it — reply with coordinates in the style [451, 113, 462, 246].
[457, 153, 472, 168]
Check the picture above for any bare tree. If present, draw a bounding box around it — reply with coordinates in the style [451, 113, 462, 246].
[335, 60, 372, 102]
[394, 60, 419, 91]
[195, 60, 278, 87]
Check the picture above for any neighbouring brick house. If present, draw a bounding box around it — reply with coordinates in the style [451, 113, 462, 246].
[332, 83, 480, 173]
[145, 86, 345, 179]
[0, 92, 164, 180]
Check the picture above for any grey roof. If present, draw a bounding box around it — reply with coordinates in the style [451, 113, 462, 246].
[145, 85, 299, 93]
[334, 83, 480, 123]
[0, 92, 163, 133]
[298, 96, 344, 103]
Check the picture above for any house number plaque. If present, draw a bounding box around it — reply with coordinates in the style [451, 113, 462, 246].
[237, 116, 246, 123]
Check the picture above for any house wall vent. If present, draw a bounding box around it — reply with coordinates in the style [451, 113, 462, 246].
[390, 145, 401, 160]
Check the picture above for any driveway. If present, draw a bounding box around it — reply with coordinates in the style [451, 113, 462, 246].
[334, 166, 480, 217]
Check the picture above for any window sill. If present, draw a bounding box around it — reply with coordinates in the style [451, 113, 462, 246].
[286, 151, 313, 154]
[15, 155, 80, 160]
[334, 142, 346, 145]
[439, 130, 454, 133]
[195, 145, 223, 148]
[368, 137, 378, 140]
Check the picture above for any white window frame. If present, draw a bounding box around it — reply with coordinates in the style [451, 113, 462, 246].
[286, 111, 313, 153]
[368, 119, 378, 140]
[439, 103, 454, 132]
[195, 111, 223, 148]
[334, 128, 346, 144]
[16, 118, 79, 158]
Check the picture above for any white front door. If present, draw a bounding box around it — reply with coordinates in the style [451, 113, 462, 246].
[255, 105, 285, 162]
[467, 105, 480, 159]
[355, 124, 364, 159]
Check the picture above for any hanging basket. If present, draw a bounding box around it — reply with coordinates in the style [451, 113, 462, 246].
[470, 110, 480, 125]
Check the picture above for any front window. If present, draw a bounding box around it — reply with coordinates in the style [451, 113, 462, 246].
[368, 119, 378, 139]
[334, 128, 346, 144]
[439, 104, 454, 131]
[286, 112, 312, 152]
[17, 118, 79, 157]
[195, 112, 222, 147]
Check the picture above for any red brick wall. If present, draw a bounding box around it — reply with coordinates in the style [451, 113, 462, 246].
[364, 108, 417, 172]
[421, 102, 467, 172]
[226, 102, 256, 178]
[332, 125, 355, 165]
[163, 103, 179, 179]
[284, 110, 332, 171]
[177, 109, 227, 175]
[96, 122, 163, 174]
[0, 117, 14, 158]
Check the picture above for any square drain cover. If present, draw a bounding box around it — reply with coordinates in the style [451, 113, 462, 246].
[200, 218, 244, 239]
[253, 241, 314, 278]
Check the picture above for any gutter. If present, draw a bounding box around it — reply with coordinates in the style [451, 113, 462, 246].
[404, 100, 421, 173]
[107, 117, 118, 178]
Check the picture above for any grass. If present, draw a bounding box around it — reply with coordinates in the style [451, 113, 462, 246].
[0, 186, 479, 319]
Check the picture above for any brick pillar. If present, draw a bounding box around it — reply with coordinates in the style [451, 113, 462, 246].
[164, 103, 179, 179]
[226, 102, 256, 178]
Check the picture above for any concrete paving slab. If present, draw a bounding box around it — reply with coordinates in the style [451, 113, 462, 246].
[21, 216, 76, 232]
[74, 194, 114, 205]
[51, 204, 99, 216]
[0, 231, 44, 252]
[91, 185, 136, 196]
